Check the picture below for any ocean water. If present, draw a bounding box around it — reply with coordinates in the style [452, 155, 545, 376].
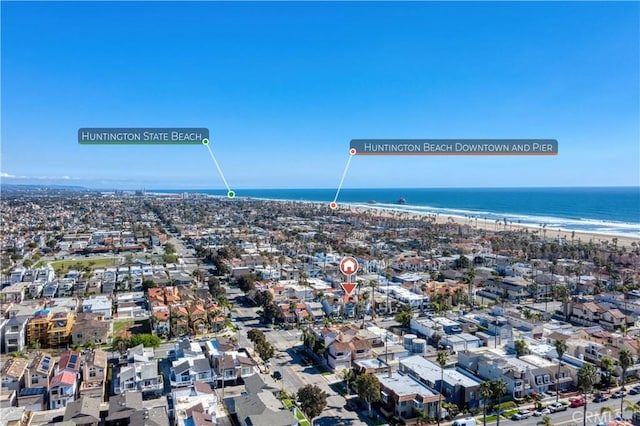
[152, 187, 640, 238]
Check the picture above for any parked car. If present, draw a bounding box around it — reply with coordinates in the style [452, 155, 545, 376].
[629, 386, 640, 395]
[611, 390, 627, 399]
[570, 398, 585, 408]
[511, 409, 533, 420]
[272, 371, 282, 380]
[534, 408, 551, 416]
[593, 394, 609, 403]
[548, 402, 568, 412]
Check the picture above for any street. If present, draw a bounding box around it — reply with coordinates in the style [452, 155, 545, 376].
[229, 289, 372, 425]
[496, 395, 640, 426]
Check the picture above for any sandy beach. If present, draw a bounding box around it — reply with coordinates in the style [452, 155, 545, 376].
[345, 204, 639, 247]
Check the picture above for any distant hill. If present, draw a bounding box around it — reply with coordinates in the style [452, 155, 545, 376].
[0, 183, 90, 191]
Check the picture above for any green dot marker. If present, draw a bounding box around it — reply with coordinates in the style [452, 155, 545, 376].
[227, 190, 235, 198]
[202, 138, 209, 145]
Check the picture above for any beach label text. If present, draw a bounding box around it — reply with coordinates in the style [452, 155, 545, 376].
[350, 139, 558, 155]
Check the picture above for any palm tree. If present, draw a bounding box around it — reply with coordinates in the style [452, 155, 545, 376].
[436, 350, 448, 426]
[619, 348, 634, 416]
[599, 356, 615, 391]
[467, 267, 476, 309]
[491, 379, 507, 426]
[554, 339, 567, 402]
[619, 348, 633, 390]
[341, 368, 354, 396]
[479, 381, 493, 426]
[577, 363, 599, 426]
[623, 400, 640, 420]
[368, 280, 377, 320]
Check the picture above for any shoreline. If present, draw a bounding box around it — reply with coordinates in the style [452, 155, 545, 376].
[144, 189, 640, 244]
[346, 204, 639, 247]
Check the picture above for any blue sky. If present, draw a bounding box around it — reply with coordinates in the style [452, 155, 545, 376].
[1, 1, 639, 189]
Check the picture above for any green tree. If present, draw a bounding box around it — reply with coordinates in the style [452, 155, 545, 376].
[395, 306, 412, 328]
[436, 350, 448, 426]
[441, 402, 459, 419]
[129, 334, 161, 348]
[112, 335, 129, 355]
[491, 379, 507, 426]
[354, 373, 381, 414]
[142, 279, 157, 290]
[554, 338, 568, 402]
[479, 381, 493, 426]
[247, 328, 266, 347]
[255, 340, 275, 362]
[577, 363, 598, 426]
[297, 384, 327, 421]
[514, 339, 528, 358]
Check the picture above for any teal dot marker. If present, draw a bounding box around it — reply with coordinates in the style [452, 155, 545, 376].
[227, 190, 235, 198]
[202, 138, 209, 145]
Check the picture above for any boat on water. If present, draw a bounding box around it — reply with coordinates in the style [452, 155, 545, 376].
[397, 197, 406, 205]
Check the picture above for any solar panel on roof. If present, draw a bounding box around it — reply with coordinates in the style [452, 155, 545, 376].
[19, 387, 45, 396]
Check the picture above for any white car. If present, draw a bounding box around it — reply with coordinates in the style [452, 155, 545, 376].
[534, 408, 551, 416]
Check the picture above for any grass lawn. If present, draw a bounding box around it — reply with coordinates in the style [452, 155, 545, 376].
[51, 257, 117, 271]
[298, 422, 310, 426]
[282, 399, 294, 409]
[295, 410, 306, 421]
[113, 320, 133, 333]
[321, 371, 330, 376]
[502, 409, 519, 418]
[113, 319, 151, 335]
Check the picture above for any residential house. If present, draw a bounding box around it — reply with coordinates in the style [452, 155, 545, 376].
[480, 277, 530, 302]
[226, 374, 297, 426]
[326, 340, 352, 372]
[17, 387, 47, 411]
[82, 296, 112, 320]
[170, 357, 213, 387]
[213, 352, 256, 386]
[62, 396, 101, 426]
[25, 351, 54, 389]
[399, 355, 482, 410]
[49, 371, 78, 409]
[70, 313, 110, 346]
[1, 357, 28, 392]
[104, 392, 143, 426]
[4, 314, 29, 353]
[79, 349, 107, 400]
[0, 389, 17, 408]
[49, 350, 81, 408]
[1, 282, 28, 304]
[188, 303, 208, 336]
[171, 381, 218, 426]
[113, 361, 163, 397]
[377, 371, 441, 422]
[126, 344, 155, 363]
